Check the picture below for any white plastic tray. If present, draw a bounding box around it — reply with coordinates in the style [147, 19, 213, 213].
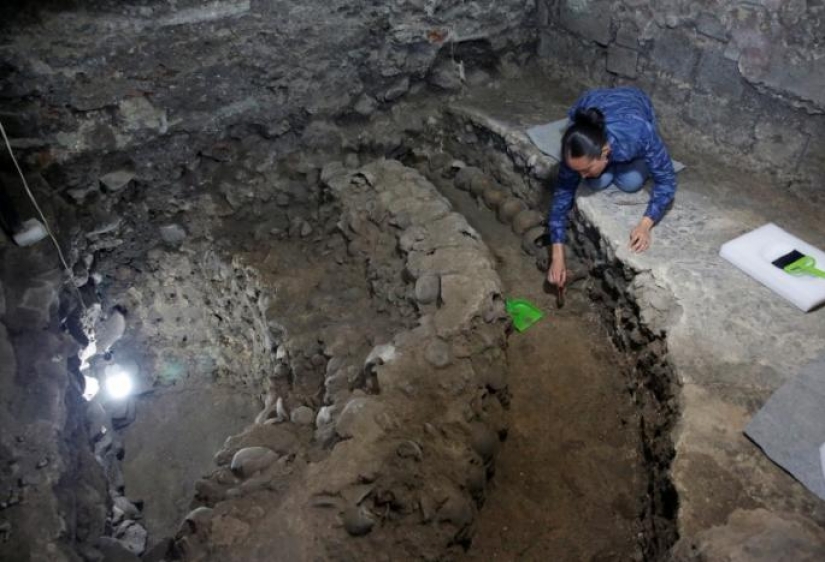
[720, 223, 825, 312]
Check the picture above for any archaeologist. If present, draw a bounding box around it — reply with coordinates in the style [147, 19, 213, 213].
[546, 87, 676, 289]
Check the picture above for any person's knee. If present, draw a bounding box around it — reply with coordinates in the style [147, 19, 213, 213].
[585, 171, 614, 191]
[613, 159, 649, 192]
[613, 169, 646, 192]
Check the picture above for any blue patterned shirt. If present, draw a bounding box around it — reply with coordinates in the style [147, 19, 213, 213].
[548, 87, 677, 243]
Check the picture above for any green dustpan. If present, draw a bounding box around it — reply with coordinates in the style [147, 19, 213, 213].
[505, 298, 545, 332]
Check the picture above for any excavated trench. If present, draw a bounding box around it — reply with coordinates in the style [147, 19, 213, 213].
[65, 102, 680, 561]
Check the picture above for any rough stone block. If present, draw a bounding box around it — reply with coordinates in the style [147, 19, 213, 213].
[415, 274, 440, 305]
[382, 77, 410, 102]
[753, 120, 809, 168]
[606, 45, 638, 78]
[740, 49, 825, 114]
[615, 23, 639, 49]
[696, 49, 744, 100]
[695, 12, 729, 42]
[559, 0, 611, 46]
[428, 60, 463, 91]
[537, 0, 550, 27]
[651, 30, 699, 82]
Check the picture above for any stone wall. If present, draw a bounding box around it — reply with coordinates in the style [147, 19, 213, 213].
[0, 0, 535, 190]
[165, 159, 511, 561]
[0, 245, 109, 562]
[535, 0, 824, 203]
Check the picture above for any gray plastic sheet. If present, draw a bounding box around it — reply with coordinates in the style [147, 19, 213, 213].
[745, 355, 825, 500]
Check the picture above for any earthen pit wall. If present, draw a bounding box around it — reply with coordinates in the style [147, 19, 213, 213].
[433, 107, 682, 560]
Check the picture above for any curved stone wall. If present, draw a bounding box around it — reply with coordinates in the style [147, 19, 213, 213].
[169, 160, 510, 561]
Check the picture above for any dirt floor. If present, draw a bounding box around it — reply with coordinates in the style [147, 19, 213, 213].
[436, 180, 646, 561]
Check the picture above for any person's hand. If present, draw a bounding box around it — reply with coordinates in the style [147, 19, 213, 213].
[547, 243, 567, 287]
[629, 217, 654, 253]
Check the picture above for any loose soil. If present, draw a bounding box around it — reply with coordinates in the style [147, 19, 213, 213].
[436, 181, 646, 562]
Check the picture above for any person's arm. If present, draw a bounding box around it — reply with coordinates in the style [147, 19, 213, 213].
[548, 160, 580, 245]
[547, 160, 580, 285]
[630, 125, 676, 252]
[643, 125, 676, 224]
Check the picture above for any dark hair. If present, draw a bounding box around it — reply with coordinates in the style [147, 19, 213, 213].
[562, 108, 607, 160]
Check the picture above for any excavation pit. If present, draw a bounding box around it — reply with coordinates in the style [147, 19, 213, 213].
[1, 6, 824, 557]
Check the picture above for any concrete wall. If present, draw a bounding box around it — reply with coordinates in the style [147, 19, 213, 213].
[536, 0, 824, 203]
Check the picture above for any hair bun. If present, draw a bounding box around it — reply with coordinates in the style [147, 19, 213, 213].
[573, 107, 605, 130]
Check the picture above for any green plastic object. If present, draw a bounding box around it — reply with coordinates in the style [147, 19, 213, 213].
[784, 255, 825, 279]
[505, 298, 545, 332]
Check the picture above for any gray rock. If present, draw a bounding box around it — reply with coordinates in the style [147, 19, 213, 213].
[753, 120, 808, 169]
[343, 152, 360, 169]
[482, 185, 507, 210]
[230, 447, 279, 478]
[466, 69, 491, 87]
[118, 96, 167, 133]
[112, 496, 141, 522]
[382, 77, 410, 102]
[86, 401, 108, 439]
[435, 490, 473, 527]
[415, 274, 440, 305]
[342, 505, 374, 536]
[181, 506, 213, 535]
[560, 1, 611, 46]
[353, 94, 378, 117]
[72, 262, 90, 287]
[651, 29, 699, 81]
[606, 45, 638, 78]
[301, 120, 343, 151]
[470, 422, 499, 461]
[396, 440, 423, 461]
[97, 536, 140, 562]
[695, 12, 729, 42]
[87, 215, 123, 237]
[141, 538, 173, 562]
[454, 166, 483, 191]
[290, 405, 315, 426]
[696, 48, 744, 100]
[615, 23, 639, 48]
[522, 226, 547, 257]
[67, 183, 100, 204]
[159, 224, 187, 246]
[468, 174, 493, 197]
[512, 209, 544, 235]
[429, 60, 463, 91]
[113, 520, 147, 555]
[100, 170, 135, 192]
[95, 308, 126, 353]
[424, 339, 452, 368]
[335, 397, 369, 438]
[105, 397, 136, 429]
[497, 197, 527, 224]
[16, 283, 57, 329]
